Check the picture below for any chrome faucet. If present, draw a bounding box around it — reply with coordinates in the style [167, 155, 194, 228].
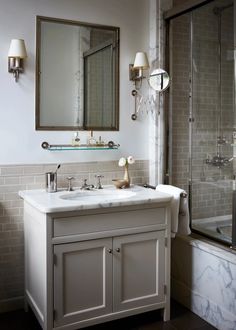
[80, 179, 94, 190]
[94, 174, 104, 189]
[67, 176, 74, 191]
[205, 153, 233, 168]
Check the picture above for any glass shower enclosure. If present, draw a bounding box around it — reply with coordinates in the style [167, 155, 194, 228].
[167, 0, 235, 246]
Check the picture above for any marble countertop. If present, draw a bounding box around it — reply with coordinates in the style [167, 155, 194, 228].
[19, 185, 172, 213]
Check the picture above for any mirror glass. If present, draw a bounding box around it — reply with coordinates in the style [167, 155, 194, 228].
[36, 16, 119, 131]
[148, 68, 170, 92]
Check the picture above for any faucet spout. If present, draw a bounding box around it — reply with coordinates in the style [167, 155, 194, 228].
[80, 179, 94, 190]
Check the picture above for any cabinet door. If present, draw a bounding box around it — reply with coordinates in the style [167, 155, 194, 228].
[54, 238, 112, 327]
[113, 231, 165, 311]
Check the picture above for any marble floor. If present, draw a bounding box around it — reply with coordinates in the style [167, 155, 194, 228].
[0, 300, 216, 330]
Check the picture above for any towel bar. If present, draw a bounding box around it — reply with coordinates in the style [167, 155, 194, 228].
[143, 183, 188, 198]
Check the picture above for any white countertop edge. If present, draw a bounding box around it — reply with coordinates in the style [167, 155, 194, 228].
[19, 185, 173, 214]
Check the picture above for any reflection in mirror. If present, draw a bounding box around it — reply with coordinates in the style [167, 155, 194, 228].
[36, 16, 119, 131]
[148, 69, 170, 92]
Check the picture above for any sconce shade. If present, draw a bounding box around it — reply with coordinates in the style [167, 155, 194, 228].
[8, 39, 27, 58]
[133, 52, 149, 69]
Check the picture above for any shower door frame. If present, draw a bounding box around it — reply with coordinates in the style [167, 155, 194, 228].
[164, 0, 236, 248]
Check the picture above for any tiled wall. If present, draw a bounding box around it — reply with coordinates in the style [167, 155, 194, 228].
[0, 160, 148, 311]
[170, 0, 234, 221]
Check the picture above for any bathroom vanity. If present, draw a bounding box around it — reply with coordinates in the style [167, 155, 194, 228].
[19, 186, 172, 330]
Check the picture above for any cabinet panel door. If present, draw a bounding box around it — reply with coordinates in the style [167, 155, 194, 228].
[54, 238, 112, 327]
[113, 231, 165, 311]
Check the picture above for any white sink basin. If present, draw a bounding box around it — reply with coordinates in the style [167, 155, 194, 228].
[19, 185, 173, 213]
[59, 189, 136, 202]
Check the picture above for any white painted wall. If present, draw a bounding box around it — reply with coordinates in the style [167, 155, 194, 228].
[0, 0, 150, 165]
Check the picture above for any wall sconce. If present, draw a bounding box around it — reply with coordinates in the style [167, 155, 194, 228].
[8, 39, 27, 82]
[129, 52, 149, 89]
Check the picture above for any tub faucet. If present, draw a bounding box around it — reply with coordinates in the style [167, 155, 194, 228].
[205, 153, 234, 168]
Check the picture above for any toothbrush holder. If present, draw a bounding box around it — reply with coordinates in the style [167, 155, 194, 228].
[45, 172, 57, 193]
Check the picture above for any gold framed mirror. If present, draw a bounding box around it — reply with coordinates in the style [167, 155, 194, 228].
[36, 16, 120, 131]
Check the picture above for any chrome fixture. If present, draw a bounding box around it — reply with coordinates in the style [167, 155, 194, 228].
[143, 183, 187, 198]
[67, 176, 74, 191]
[80, 179, 94, 190]
[130, 64, 170, 120]
[217, 135, 228, 145]
[41, 141, 120, 151]
[94, 174, 104, 189]
[129, 52, 149, 90]
[45, 172, 57, 193]
[148, 69, 170, 92]
[131, 89, 138, 120]
[8, 39, 27, 82]
[205, 153, 233, 168]
[45, 164, 60, 193]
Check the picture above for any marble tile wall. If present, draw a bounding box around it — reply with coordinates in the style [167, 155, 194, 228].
[171, 235, 236, 330]
[0, 160, 148, 311]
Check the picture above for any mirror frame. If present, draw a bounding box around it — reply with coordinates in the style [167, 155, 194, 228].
[35, 15, 120, 131]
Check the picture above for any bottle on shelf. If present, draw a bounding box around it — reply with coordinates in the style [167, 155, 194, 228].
[72, 132, 80, 146]
[87, 130, 96, 146]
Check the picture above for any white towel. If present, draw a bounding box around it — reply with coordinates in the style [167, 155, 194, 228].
[156, 184, 191, 238]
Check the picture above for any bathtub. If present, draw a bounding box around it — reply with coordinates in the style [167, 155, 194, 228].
[192, 215, 232, 244]
[171, 180, 236, 329]
[171, 234, 236, 330]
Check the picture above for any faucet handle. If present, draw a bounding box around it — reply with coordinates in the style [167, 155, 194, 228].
[95, 174, 104, 189]
[67, 176, 74, 191]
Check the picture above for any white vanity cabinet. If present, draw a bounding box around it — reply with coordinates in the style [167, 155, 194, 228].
[53, 231, 166, 328]
[21, 188, 171, 330]
[53, 237, 113, 327]
[113, 231, 166, 312]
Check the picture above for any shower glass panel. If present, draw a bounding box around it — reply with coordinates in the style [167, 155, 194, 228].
[169, 0, 235, 245]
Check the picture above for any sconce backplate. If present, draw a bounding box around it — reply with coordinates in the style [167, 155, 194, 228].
[129, 64, 140, 81]
[8, 58, 24, 73]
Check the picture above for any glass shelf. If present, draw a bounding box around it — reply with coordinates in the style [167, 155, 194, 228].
[41, 141, 120, 151]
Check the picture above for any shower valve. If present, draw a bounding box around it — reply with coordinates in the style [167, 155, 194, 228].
[205, 154, 233, 168]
